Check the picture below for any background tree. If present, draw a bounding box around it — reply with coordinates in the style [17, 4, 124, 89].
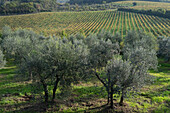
[65, 3, 70, 10]
[1, 27, 41, 81]
[100, 31, 158, 108]
[84, 31, 120, 105]
[102, 1, 106, 4]
[157, 36, 170, 61]
[105, 56, 131, 108]
[133, 2, 137, 6]
[119, 31, 158, 105]
[0, 50, 6, 68]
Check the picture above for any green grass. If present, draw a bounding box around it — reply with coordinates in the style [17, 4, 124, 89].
[0, 60, 169, 112]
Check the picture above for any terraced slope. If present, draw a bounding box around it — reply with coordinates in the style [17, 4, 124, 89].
[0, 10, 170, 37]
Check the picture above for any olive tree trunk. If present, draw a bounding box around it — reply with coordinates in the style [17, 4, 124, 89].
[52, 77, 60, 101]
[41, 79, 48, 102]
[110, 87, 113, 108]
[119, 88, 125, 106]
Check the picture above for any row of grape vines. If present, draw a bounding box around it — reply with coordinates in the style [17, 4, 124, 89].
[0, 11, 169, 37]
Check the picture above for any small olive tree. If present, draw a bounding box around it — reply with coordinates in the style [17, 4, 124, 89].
[84, 31, 120, 105]
[1, 27, 43, 80]
[20, 36, 88, 102]
[44, 36, 88, 101]
[120, 31, 158, 105]
[105, 56, 131, 108]
[0, 50, 6, 68]
[0, 29, 6, 68]
[157, 36, 170, 61]
[2, 27, 40, 61]
[103, 31, 158, 108]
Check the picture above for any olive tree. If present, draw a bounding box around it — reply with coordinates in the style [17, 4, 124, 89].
[105, 56, 131, 108]
[102, 31, 158, 108]
[1, 27, 88, 102]
[20, 36, 88, 102]
[0, 50, 6, 68]
[157, 36, 170, 61]
[1, 27, 44, 80]
[2, 27, 40, 61]
[119, 31, 158, 105]
[97, 30, 123, 53]
[84, 31, 120, 105]
[44, 36, 88, 101]
[0, 29, 6, 68]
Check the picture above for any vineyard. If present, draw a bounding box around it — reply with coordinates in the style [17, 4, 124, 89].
[0, 10, 170, 37]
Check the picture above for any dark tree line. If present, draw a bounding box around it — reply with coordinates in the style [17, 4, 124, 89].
[0, 0, 57, 15]
[0, 0, 125, 15]
[68, 0, 170, 5]
[69, 0, 123, 5]
[118, 8, 170, 19]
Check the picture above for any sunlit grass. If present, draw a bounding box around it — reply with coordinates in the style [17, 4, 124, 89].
[0, 60, 169, 112]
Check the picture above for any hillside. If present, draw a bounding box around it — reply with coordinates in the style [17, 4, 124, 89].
[1, 0, 170, 16]
[68, 0, 170, 5]
[114, 1, 170, 10]
[0, 0, 58, 15]
[0, 10, 169, 37]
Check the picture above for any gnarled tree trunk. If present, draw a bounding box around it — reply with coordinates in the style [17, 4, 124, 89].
[41, 79, 48, 102]
[110, 87, 113, 108]
[52, 77, 60, 101]
[119, 88, 125, 106]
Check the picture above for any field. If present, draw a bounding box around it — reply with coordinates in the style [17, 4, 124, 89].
[113, 1, 170, 11]
[0, 60, 169, 112]
[0, 10, 170, 37]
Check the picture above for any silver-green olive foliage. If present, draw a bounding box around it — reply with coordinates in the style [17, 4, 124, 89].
[106, 57, 131, 87]
[1, 27, 88, 102]
[0, 27, 6, 68]
[157, 36, 170, 61]
[115, 31, 157, 105]
[105, 56, 131, 107]
[0, 50, 6, 68]
[84, 31, 120, 107]
[97, 30, 122, 47]
[27, 36, 88, 101]
[123, 31, 158, 70]
[1, 27, 48, 87]
[85, 32, 119, 69]
[41, 36, 88, 86]
[17, 35, 87, 102]
[1, 27, 159, 105]
[101, 31, 158, 107]
[1, 26, 41, 64]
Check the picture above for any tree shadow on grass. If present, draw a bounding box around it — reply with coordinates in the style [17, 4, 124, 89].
[87, 102, 132, 113]
[87, 104, 112, 113]
[0, 85, 107, 112]
[10, 102, 53, 113]
[0, 66, 27, 87]
[0, 99, 51, 113]
[0, 65, 16, 74]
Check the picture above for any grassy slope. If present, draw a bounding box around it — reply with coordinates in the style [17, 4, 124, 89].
[0, 60, 169, 112]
